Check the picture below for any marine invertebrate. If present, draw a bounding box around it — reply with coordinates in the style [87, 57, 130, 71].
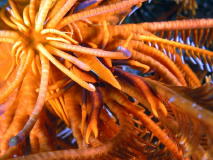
[0, 0, 144, 148]
[0, 0, 212, 160]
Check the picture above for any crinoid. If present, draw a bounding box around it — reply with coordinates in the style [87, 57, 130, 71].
[0, 0, 145, 148]
[0, 0, 213, 160]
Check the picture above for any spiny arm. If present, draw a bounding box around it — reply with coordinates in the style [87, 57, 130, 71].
[58, 0, 146, 28]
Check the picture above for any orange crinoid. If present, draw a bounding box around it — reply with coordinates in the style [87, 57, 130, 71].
[0, 0, 213, 160]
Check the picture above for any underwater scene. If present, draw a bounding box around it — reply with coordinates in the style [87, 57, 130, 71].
[0, 0, 212, 159]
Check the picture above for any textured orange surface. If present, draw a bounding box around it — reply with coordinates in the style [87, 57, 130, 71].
[0, 43, 12, 82]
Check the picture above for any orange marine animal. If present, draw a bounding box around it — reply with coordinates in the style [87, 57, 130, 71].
[0, 0, 212, 159]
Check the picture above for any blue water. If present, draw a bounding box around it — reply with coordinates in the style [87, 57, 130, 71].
[0, 0, 7, 6]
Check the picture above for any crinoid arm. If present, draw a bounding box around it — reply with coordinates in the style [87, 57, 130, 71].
[0, 0, 213, 159]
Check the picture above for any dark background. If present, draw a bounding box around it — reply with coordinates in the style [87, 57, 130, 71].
[125, 0, 213, 23]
